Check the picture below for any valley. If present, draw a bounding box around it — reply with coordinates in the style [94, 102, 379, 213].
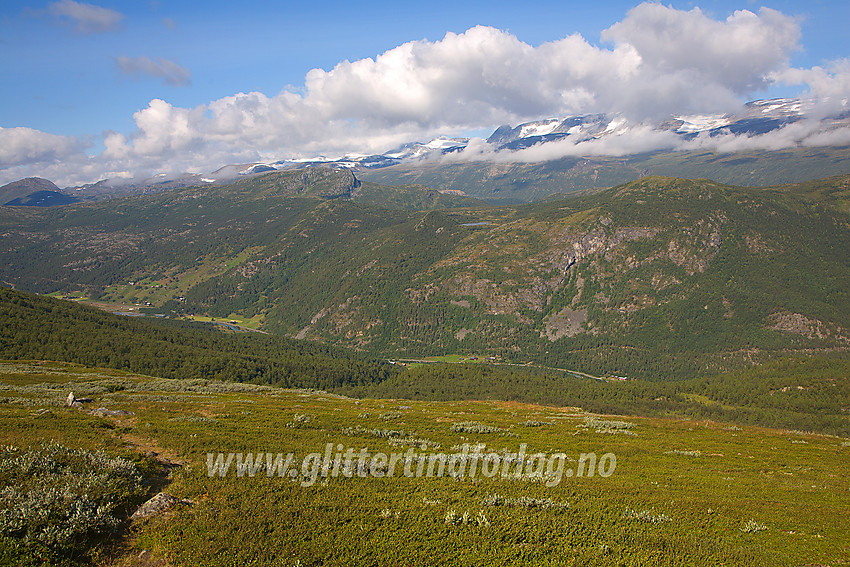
[2, 169, 849, 382]
[2, 140, 849, 567]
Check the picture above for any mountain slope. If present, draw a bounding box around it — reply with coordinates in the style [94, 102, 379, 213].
[0, 177, 76, 207]
[1, 171, 848, 379]
[0, 286, 393, 389]
[360, 146, 850, 203]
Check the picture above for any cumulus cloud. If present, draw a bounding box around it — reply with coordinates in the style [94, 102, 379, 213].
[0, 127, 87, 168]
[47, 0, 123, 34]
[503, 126, 682, 162]
[602, 4, 800, 96]
[772, 58, 850, 117]
[106, 4, 806, 168]
[801, 126, 850, 147]
[4, 2, 850, 185]
[115, 56, 192, 87]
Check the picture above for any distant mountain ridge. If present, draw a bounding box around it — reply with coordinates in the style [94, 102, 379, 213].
[0, 177, 74, 207]
[4, 97, 850, 206]
[282, 98, 822, 169]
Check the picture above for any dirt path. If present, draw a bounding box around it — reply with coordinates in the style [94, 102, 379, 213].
[100, 415, 182, 567]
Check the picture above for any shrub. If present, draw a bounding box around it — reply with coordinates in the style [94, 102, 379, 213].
[482, 493, 569, 510]
[741, 519, 768, 533]
[286, 414, 315, 428]
[664, 449, 702, 457]
[580, 417, 637, 436]
[622, 509, 672, 524]
[451, 421, 504, 434]
[520, 420, 553, 427]
[168, 415, 217, 424]
[341, 426, 441, 449]
[0, 443, 145, 555]
[444, 509, 489, 527]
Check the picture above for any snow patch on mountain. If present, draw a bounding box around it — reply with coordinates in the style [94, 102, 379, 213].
[602, 117, 629, 135]
[519, 119, 562, 138]
[240, 164, 278, 175]
[674, 114, 732, 133]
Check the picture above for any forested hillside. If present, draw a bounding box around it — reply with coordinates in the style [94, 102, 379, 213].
[0, 287, 394, 390]
[1, 169, 849, 379]
[2, 286, 847, 435]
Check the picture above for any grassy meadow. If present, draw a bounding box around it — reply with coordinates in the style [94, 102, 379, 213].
[0, 361, 847, 566]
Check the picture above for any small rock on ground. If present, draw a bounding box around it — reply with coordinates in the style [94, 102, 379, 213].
[131, 492, 192, 521]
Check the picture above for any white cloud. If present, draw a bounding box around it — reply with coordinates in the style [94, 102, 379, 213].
[3, 2, 850, 186]
[602, 5, 800, 96]
[443, 123, 683, 165]
[116, 56, 192, 87]
[801, 126, 850, 147]
[0, 127, 87, 168]
[108, 4, 805, 166]
[47, 0, 123, 34]
[772, 58, 850, 117]
[509, 126, 682, 161]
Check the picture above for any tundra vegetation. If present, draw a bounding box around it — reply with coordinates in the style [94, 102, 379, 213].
[0, 360, 846, 566]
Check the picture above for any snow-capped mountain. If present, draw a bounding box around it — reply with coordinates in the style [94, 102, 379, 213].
[486, 114, 611, 150]
[486, 98, 812, 150]
[296, 97, 815, 168]
[670, 98, 810, 139]
[8, 97, 847, 206]
[272, 137, 470, 171]
[384, 137, 468, 159]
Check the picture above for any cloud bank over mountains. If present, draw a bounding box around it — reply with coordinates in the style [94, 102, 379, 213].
[3, 2, 849, 186]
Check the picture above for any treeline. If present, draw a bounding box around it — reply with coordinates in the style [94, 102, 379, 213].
[339, 358, 850, 436]
[2, 287, 847, 436]
[0, 287, 396, 390]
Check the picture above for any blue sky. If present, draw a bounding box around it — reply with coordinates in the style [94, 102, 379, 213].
[1, 1, 849, 185]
